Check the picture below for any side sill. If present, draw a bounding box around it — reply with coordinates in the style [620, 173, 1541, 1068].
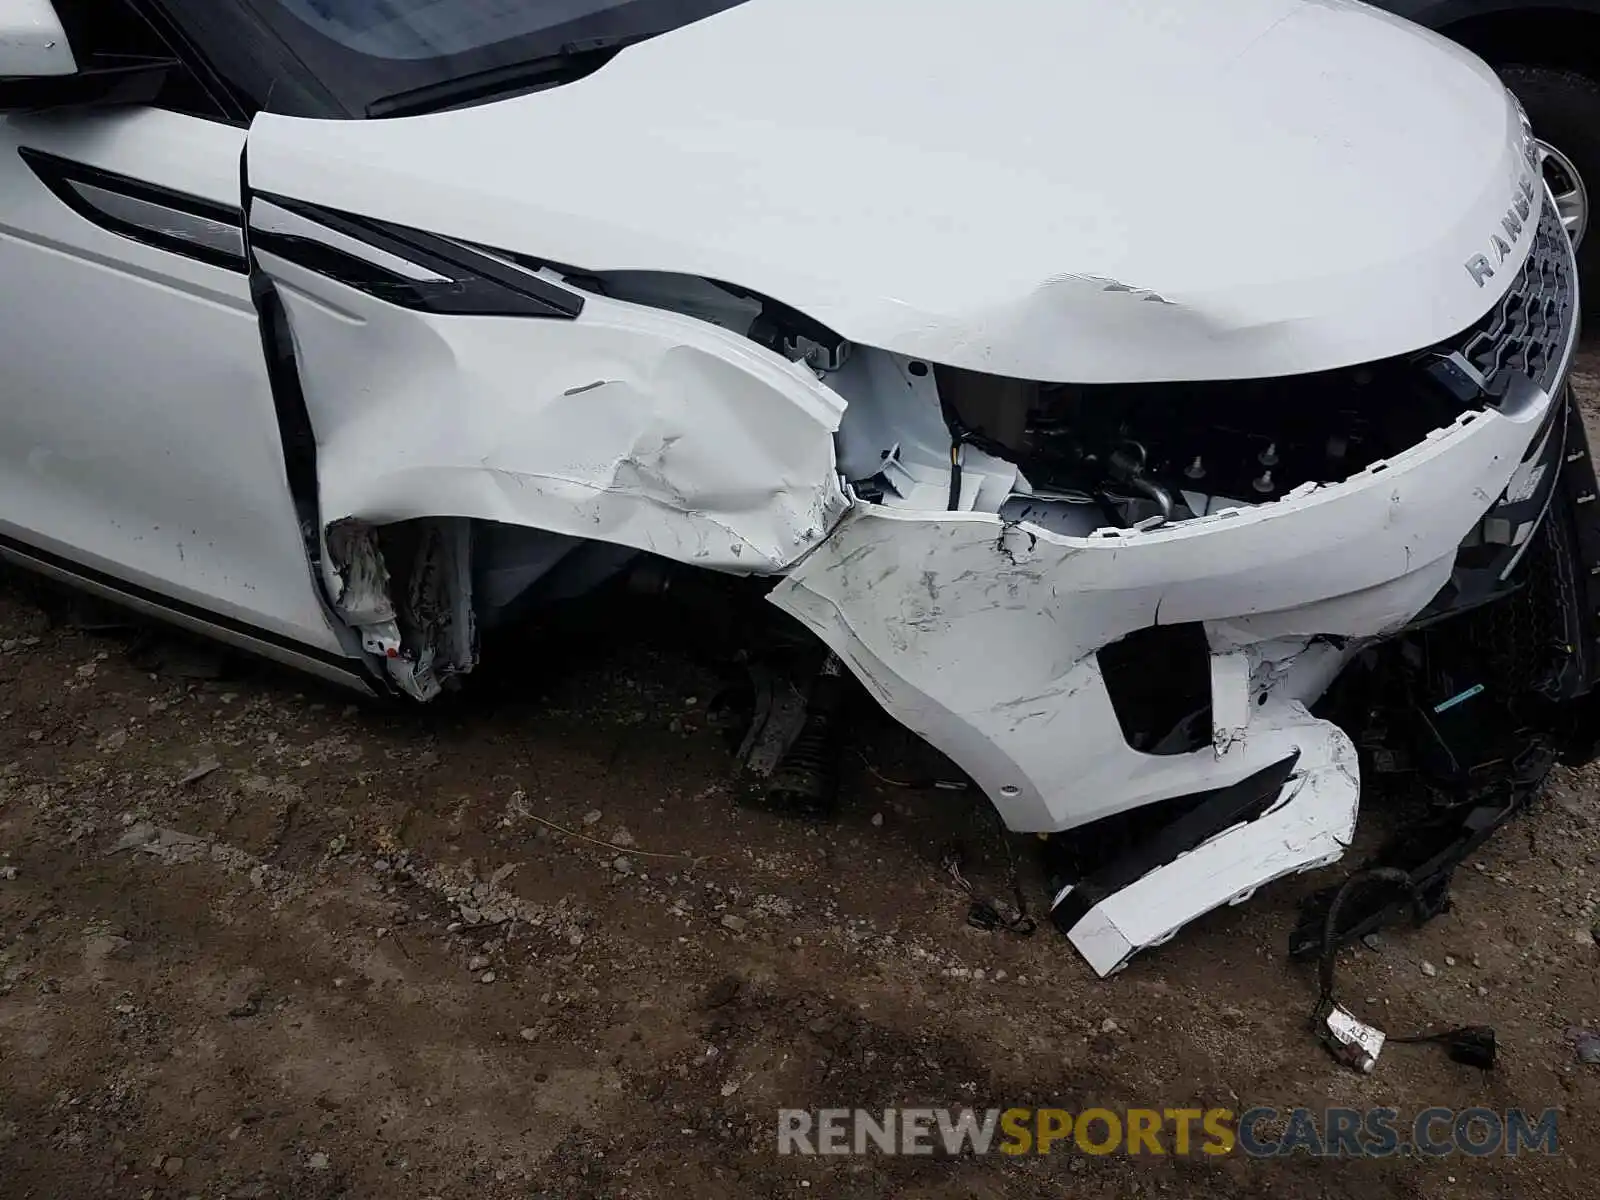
[0, 538, 375, 696]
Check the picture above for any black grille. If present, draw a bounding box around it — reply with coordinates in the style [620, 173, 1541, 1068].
[1453, 199, 1575, 394]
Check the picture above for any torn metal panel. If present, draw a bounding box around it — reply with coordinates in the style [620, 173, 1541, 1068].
[390, 516, 476, 702]
[770, 389, 1551, 833]
[258, 253, 850, 575]
[323, 516, 477, 701]
[323, 519, 394, 627]
[830, 349, 1020, 512]
[323, 519, 405, 662]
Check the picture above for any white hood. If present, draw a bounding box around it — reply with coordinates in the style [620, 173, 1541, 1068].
[249, 0, 1542, 383]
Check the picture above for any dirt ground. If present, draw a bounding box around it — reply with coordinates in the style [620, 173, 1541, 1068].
[3, 364, 1600, 1200]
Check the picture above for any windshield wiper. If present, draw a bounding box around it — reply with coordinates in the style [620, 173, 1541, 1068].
[366, 33, 655, 119]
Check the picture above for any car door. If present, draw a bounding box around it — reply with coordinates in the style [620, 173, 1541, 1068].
[0, 26, 351, 669]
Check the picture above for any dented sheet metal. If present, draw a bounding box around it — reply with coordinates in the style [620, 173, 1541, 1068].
[244, 0, 1541, 385]
[261, 253, 849, 574]
[770, 389, 1550, 833]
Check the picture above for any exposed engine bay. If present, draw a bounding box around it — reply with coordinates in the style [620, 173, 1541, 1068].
[928, 357, 1473, 530]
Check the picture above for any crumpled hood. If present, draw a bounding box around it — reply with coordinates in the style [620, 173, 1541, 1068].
[249, 0, 1542, 383]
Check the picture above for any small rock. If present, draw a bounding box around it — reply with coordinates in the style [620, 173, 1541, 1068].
[306, 1152, 330, 1171]
[1443, 955, 1457, 967]
[612, 856, 634, 876]
[488, 862, 517, 887]
[1421, 961, 1438, 978]
[720, 914, 748, 934]
[1572, 1029, 1600, 1065]
[178, 760, 221, 787]
[162, 1157, 183, 1177]
[1361, 933, 1384, 953]
[372, 859, 390, 873]
[582, 810, 603, 826]
[611, 828, 636, 848]
[705, 976, 741, 1008]
[870, 812, 884, 827]
[458, 906, 482, 925]
[111, 823, 158, 854]
[0, 866, 16, 882]
[467, 955, 490, 972]
[1100, 1017, 1119, 1034]
[221, 967, 266, 1018]
[480, 971, 497, 984]
[519, 1027, 538, 1041]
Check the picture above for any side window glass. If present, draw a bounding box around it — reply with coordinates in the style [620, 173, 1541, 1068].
[50, 0, 230, 122]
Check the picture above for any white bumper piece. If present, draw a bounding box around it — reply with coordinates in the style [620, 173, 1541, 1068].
[771, 389, 1551, 970]
[1055, 725, 1359, 975]
[772, 395, 1547, 831]
[774, 387, 1548, 800]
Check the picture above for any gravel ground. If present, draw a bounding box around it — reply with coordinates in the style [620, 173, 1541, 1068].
[1, 360, 1599, 1199]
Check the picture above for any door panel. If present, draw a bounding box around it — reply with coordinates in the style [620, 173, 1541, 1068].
[0, 107, 344, 653]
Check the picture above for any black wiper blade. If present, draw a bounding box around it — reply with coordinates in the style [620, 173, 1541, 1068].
[366, 34, 653, 119]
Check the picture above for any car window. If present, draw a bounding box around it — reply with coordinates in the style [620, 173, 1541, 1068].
[274, 0, 628, 60]
[239, 0, 751, 116]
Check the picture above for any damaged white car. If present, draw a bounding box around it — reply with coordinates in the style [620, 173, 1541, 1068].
[2, 0, 1597, 974]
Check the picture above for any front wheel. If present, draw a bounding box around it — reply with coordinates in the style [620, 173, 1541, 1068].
[1498, 64, 1600, 313]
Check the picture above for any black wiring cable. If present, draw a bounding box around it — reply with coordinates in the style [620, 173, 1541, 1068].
[1312, 866, 1497, 1069]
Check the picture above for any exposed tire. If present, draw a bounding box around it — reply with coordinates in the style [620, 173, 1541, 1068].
[1498, 64, 1600, 314]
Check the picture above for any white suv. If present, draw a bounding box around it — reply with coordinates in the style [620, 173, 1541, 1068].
[1, 0, 1594, 973]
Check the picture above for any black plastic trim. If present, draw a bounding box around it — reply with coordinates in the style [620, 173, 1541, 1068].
[0, 54, 177, 110]
[235, 149, 385, 684]
[18, 146, 246, 273]
[248, 230, 444, 309]
[1050, 753, 1302, 934]
[1412, 385, 1576, 629]
[252, 193, 585, 319]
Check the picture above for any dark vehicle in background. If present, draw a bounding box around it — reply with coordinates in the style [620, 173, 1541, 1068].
[1376, 0, 1599, 306]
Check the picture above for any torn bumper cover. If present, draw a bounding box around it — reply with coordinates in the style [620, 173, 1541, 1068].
[772, 387, 1552, 831]
[772, 347, 1587, 975]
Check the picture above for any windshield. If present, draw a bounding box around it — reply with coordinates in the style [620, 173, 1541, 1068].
[242, 0, 752, 116]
